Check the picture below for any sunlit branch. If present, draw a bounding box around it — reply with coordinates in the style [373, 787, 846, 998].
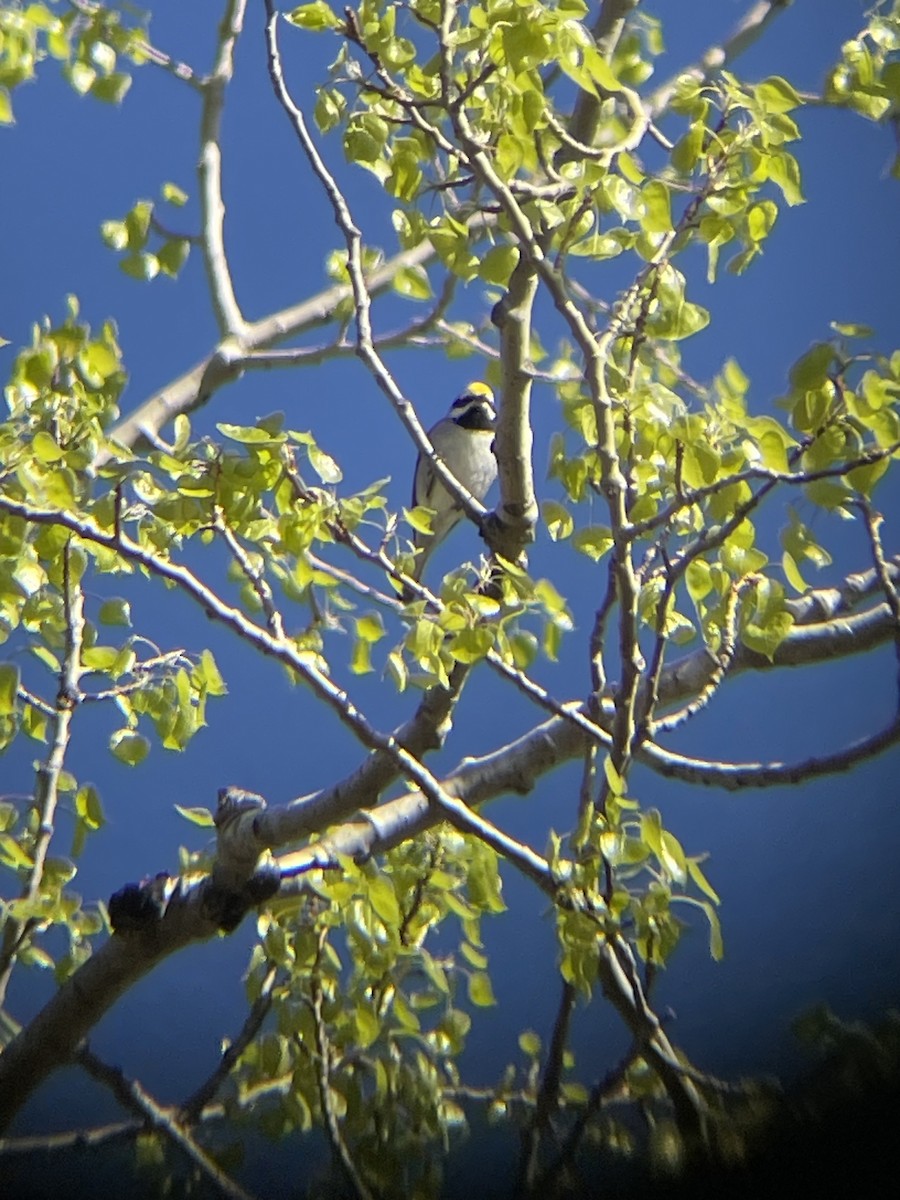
[237, 274, 457, 368]
[13, 682, 55, 718]
[78, 1045, 259, 1200]
[561, 0, 638, 154]
[197, 0, 248, 337]
[214, 507, 285, 638]
[0, 1119, 142, 1156]
[67, 0, 201, 88]
[0, 543, 84, 1006]
[98, 237, 448, 461]
[647, 0, 794, 119]
[785, 556, 900, 624]
[857, 498, 900, 702]
[490, 254, 540, 561]
[262, 0, 491, 535]
[636, 552, 678, 740]
[649, 575, 758, 735]
[627, 441, 900, 542]
[0, 493, 476, 839]
[640, 716, 900, 790]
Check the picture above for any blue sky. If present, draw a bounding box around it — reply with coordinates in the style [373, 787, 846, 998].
[2, 0, 899, 1169]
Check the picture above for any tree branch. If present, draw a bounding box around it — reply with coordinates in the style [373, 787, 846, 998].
[98, 237, 448, 460]
[490, 254, 540, 562]
[197, 0, 248, 337]
[262, 0, 492, 535]
[78, 1044, 260, 1200]
[0, 543, 85, 1005]
[647, 0, 795, 119]
[640, 716, 900, 790]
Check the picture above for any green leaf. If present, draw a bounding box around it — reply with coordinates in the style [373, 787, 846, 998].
[82, 646, 120, 673]
[355, 613, 385, 643]
[161, 182, 188, 206]
[848, 456, 889, 496]
[101, 219, 129, 251]
[350, 638, 373, 675]
[603, 756, 625, 797]
[659, 830, 687, 884]
[766, 149, 805, 205]
[174, 804, 215, 827]
[789, 343, 835, 392]
[354, 1004, 381, 1049]
[156, 238, 190, 278]
[479, 244, 519, 286]
[448, 626, 495, 664]
[75, 784, 104, 830]
[195, 649, 227, 697]
[0, 663, 20, 715]
[671, 121, 704, 174]
[368, 875, 401, 926]
[754, 76, 802, 113]
[701, 900, 724, 961]
[32, 431, 65, 463]
[91, 73, 131, 105]
[393, 264, 432, 299]
[0, 834, 33, 870]
[572, 525, 613, 562]
[109, 728, 150, 766]
[687, 857, 720, 904]
[542, 499, 573, 541]
[217, 422, 283, 445]
[467, 970, 496, 1007]
[640, 180, 673, 234]
[782, 551, 807, 593]
[98, 598, 131, 627]
[742, 610, 793, 660]
[286, 1, 342, 30]
[460, 941, 488, 969]
[830, 321, 874, 340]
[518, 1029, 541, 1057]
[307, 443, 342, 484]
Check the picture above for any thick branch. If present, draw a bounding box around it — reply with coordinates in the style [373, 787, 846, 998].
[0, 882, 216, 1130]
[490, 254, 540, 561]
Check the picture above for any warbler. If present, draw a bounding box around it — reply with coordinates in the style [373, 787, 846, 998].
[408, 381, 498, 584]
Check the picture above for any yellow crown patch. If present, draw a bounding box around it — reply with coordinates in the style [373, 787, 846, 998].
[463, 380, 493, 400]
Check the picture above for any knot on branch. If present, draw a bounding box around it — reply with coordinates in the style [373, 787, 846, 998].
[202, 859, 281, 933]
[481, 508, 535, 565]
[197, 335, 247, 401]
[108, 872, 175, 933]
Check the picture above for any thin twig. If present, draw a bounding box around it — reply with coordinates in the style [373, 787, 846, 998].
[0, 541, 84, 1005]
[308, 930, 375, 1200]
[78, 1046, 260, 1200]
[179, 963, 280, 1123]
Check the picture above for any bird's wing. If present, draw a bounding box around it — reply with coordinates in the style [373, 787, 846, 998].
[412, 452, 438, 509]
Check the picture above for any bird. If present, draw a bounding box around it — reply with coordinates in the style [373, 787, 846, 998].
[408, 381, 498, 586]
